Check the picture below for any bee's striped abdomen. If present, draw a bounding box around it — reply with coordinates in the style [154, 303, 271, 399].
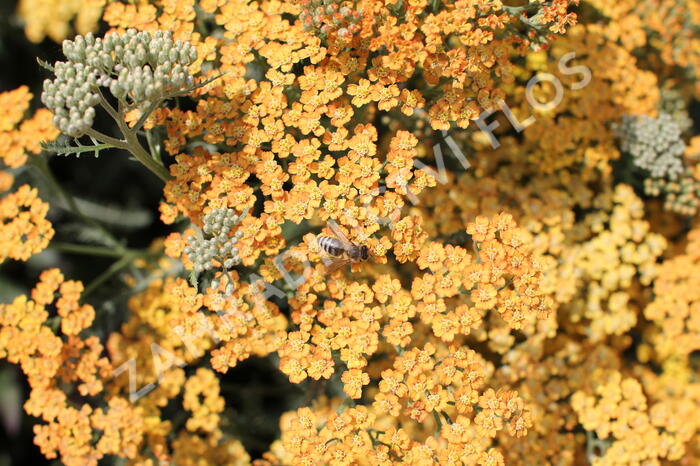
[317, 236, 345, 257]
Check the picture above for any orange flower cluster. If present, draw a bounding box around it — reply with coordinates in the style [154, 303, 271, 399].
[582, 0, 700, 99]
[0, 86, 57, 262]
[0, 86, 58, 171]
[504, 26, 658, 173]
[148, 0, 579, 239]
[0, 270, 142, 466]
[0, 185, 54, 262]
[273, 379, 529, 465]
[270, 214, 550, 394]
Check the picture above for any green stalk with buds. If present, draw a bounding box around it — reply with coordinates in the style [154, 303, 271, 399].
[184, 208, 249, 292]
[40, 29, 200, 182]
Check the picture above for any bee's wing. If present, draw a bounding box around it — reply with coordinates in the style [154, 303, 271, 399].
[323, 256, 351, 274]
[327, 219, 354, 249]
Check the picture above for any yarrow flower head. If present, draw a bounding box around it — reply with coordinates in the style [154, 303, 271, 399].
[41, 29, 197, 137]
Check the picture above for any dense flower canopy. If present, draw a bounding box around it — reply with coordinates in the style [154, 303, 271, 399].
[0, 0, 699, 464]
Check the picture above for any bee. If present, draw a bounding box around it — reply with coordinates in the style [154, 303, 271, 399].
[317, 221, 370, 273]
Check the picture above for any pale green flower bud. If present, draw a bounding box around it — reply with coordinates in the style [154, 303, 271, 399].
[42, 29, 199, 138]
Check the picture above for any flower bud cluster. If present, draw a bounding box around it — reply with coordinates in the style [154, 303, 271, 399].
[644, 172, 700, 216]
[184, 209, 246, 275]
[41, 63, 100, 138]
[298, 0, 362, 40]
[41, 29, 197, 138]
[614, 113, 686, 179]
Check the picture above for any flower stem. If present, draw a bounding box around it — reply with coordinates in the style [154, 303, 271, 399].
[50, 242, 132, 258]
[84, 127, 130, 149]
[81, 252, 138, 300]
[123, 128, 171, 182]
[112, 105, 171, 182]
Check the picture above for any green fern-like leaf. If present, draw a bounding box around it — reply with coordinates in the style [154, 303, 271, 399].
[36, 57, 54, 73]
[41, 139, 113, 158]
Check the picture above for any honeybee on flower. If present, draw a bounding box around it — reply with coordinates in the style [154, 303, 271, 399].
[317, 220, 370, 273]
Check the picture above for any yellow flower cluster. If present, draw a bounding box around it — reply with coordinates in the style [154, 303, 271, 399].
[572, 371, 700, 465]
[560, 185, 666, 341]
[644, 228, 700, 359]
[106, 276, 254, 464]
[17, 0, 104, 43]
